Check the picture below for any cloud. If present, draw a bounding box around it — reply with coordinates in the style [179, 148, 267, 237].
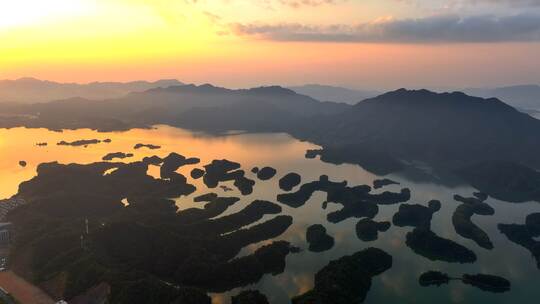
[231, 13, 540, 43]
[475, 0, 540, 6]
[395, 0, 540, 7]
[276, 0, 346, 8]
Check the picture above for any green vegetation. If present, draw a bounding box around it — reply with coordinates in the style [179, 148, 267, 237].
[7, 156, 295, 302]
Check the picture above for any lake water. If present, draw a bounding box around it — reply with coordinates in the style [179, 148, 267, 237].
[1, 125, 539, 304]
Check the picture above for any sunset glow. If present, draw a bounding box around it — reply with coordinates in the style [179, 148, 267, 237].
[1, 0, 540, 88]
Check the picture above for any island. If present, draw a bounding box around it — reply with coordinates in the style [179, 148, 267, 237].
[57, 139, 103, 147]
[451, 194, 494, 250]
[499, 213, 540, 268]
[102, 152, 134, 161]
[306, 224, 334, 252]
[161, 152, 200, 179]
[292, 247, 392, 304]
[355, 218, 391, 241]
[278, 172, 301, 191]
[419, 271, 450, 287]
[405, 228, 477, 263]
[257, 166, 277, 180]
[203, 159, 255, 195]
[278, 175, 409, 224]
[190, 168, 205, 179]
[419, 271, 511, 293]
[134, 143, 161, 150]
[392, 200, 441, 229]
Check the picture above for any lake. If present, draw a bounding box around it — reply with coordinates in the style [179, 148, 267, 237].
[1, 125, 539, 304]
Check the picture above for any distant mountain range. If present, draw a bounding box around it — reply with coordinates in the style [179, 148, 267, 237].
[464, 84, 540, 114]
[0, 77, 184, 103]
[1, 81, 540, 180]
[0, 84, 348, 132]
[288, 84, 379, 104]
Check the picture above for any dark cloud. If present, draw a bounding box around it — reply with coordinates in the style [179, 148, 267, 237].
[232, 14, 540, 43]
[475, 0, 540, 6]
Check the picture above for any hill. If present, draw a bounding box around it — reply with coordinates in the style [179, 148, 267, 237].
[288, 84, 379, 104]
[0, 77, 183, 103]
[0, 84, 349, 132]
[465, 85, 540, 113]
[292, 89, 540, 174]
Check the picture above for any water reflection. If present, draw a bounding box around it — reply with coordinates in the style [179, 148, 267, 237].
[1, 125, 540, 303]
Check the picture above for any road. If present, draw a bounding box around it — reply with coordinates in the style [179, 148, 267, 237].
[0, 271, 55, 304]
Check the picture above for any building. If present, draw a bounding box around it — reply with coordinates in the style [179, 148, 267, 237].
[0, 197, 26, 221]
[0, 223, 12, 246]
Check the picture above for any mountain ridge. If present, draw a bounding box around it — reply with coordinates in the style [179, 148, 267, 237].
[289, 84, 379, 104]
[0, 78, 184, 103]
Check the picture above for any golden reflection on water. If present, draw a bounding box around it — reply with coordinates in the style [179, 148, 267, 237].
[0, 125, 315, 199]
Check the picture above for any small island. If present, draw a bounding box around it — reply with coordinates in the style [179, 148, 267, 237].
[452, 194, 494, 250]
[161, 152, 200, 179]
[57, 139, 102, 147]
[306, 224, 334, 252]
[292, 247, 392, 304]
[419, 271, 450, 287]
[419, 271, 511, 293]
[257, 166, 277, 180]
[392, 200, 441, 229]
[499, 212, 540, 268]
[279, 172, 302, 191]
[355, 218, 391, 241]
[102, 152, 134, 161]
[203, 159, 255, 195]
[406, 228, 477, 263]
[134, 143, 161, 150]
[190, 168, 205, 179]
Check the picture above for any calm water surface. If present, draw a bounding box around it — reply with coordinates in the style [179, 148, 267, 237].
[0, 125, 539, 304]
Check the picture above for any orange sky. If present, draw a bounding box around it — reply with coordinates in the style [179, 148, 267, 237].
[1, 0, 539, 89]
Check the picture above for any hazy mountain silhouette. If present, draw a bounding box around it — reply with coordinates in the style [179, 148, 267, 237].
[117, 84, 349, 117]
[288, 84, 379, 104]
[465, 85, 540, 113]
[0, 77, 183, 103]
[0, 83, 349, 131]
[292, 89, 540, 173]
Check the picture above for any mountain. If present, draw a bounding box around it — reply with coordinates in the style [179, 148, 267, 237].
[120, 84, 349, 118]
[465, 85, 540, 113]
[0, 84, 350, 132]
[288, 84, 379, 104]
[292, 89, 540, 174]
[0, 77, 184, 103]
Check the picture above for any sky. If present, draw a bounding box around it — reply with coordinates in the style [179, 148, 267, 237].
[0, 0, 539, 89]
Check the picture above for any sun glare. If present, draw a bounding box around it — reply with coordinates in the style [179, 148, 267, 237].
[0, 0, 91, 30]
